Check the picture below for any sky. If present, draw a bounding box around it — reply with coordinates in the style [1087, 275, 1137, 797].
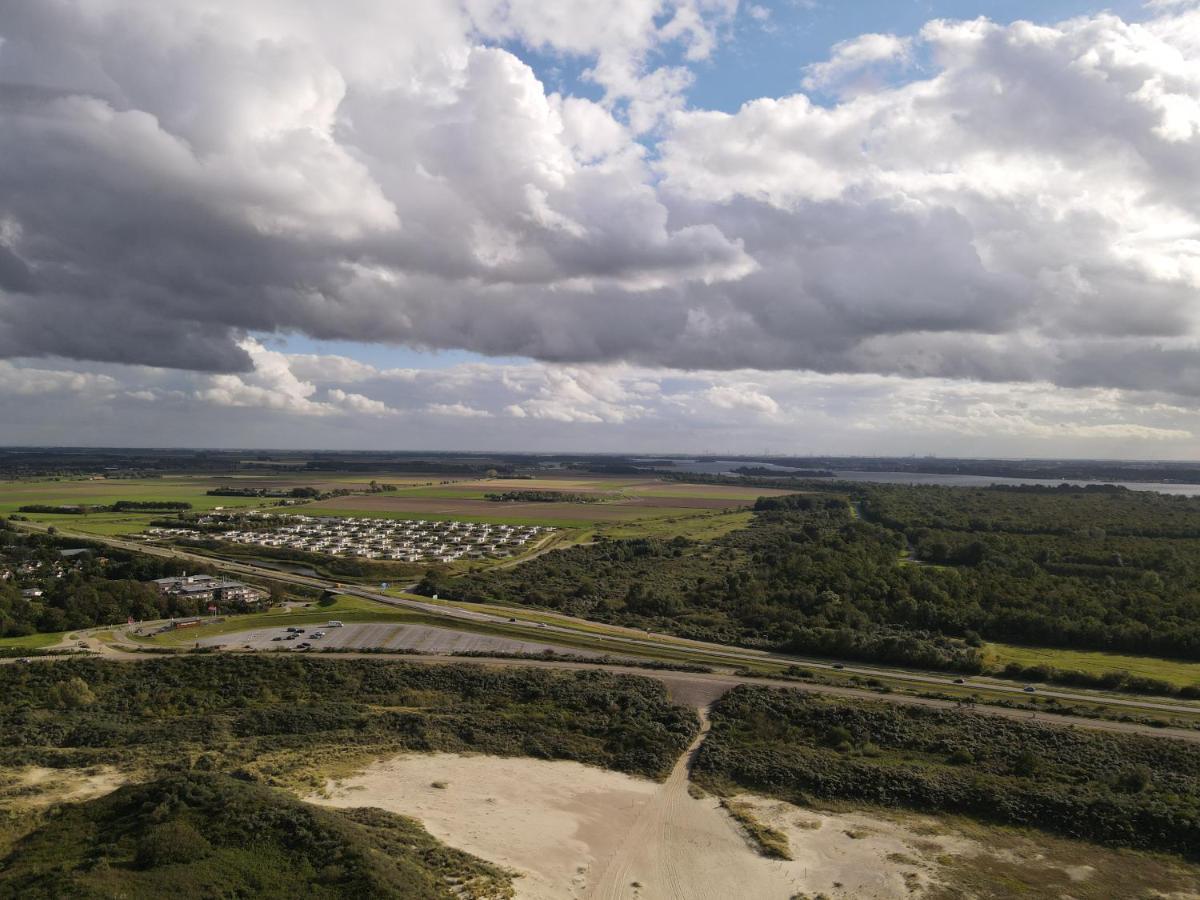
[1, 0, 1199, 457]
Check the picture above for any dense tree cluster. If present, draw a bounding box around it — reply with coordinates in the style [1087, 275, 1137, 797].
[858, 485, 1200, 659]
[483, 490, 603, 503]
[17, 500, 191, 514]
[695, 686, 1200, 859]
[0, 526, 216, 636]
[425, 483, 1200, 670]
[419, 503, 983, 671]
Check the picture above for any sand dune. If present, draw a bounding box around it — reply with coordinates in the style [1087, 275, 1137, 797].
[310, 747, 972, 900]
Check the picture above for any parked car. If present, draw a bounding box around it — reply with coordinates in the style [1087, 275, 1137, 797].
[327, 621, 344, 627]
[312, 631, 325, 638]
[271, 636, 283, 642]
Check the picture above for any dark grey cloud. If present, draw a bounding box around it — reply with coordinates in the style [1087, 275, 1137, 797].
[0, 1, 1197, 400]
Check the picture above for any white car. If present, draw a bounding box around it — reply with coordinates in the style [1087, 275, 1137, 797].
[312, 631, 326, 638]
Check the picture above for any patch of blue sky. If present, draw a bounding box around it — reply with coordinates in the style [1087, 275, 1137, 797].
[495, 39, 605, 103]
[257, 332, 532, 371]
[682, 1, 1150, 113]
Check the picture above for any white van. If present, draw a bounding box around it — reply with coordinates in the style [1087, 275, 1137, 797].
[327, 620, 344, 627]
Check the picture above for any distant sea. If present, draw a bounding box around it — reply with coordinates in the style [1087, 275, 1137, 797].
[639, 459, 1200, 497]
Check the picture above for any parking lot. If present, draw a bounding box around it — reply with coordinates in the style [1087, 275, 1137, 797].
[197, 621, 601, 658]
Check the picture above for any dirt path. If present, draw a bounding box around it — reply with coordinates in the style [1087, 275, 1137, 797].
[585, 708, 724, 900]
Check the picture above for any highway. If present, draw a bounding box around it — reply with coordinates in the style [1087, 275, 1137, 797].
[14, 519, 1200, 724]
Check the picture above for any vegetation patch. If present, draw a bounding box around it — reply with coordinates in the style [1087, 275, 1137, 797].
[0, 656, 698, 786]
[0, 772, 513, 899]
[484, 490, 609, 503]
[693, 685, 1200, 860]
[420, 497, 984, 672]
[718, 798, 792, 859]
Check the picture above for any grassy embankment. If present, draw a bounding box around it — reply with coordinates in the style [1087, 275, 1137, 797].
[987, 642, 1200, 690]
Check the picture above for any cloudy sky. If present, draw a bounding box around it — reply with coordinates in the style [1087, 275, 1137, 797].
[2, 0, 1199, 457]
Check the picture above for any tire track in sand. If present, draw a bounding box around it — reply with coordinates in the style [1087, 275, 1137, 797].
[587, 709, 730, 900]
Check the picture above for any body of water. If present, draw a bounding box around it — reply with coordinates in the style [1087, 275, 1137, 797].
[640, 459, 1200, 497]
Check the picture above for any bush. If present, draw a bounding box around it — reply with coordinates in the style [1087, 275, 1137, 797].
[695, 686, 1200, 860]
[48, 676, 96, 709]
[136, 820, 210, 868]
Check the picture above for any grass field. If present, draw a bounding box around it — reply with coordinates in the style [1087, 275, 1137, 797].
[987, 642, 1200, 689]
[300, 474, 791, 530]
[1, 473, 789, 540]
[0, 631, 63, 650]
[126, 595, 409, 647]
[0, 475, 280, 537]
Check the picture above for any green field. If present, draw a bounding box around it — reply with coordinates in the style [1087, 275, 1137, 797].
[1, 473, 774, 540]
[591, 509, 754, 541]
[0, 631, 63, 650]
[126, 595, 409, 647]
[0, 476, 281, 536]
[987, 642, 1200, 689]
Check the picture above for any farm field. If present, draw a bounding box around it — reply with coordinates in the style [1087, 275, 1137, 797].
[0, 475, 283, 537]
[301, 475, 796, 531]
[987, 642, 1200, 689]
[0, 473, 793, 539]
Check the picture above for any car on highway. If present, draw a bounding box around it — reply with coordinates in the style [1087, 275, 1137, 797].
[1023, 686, 1037, 693]
[831, 663, 845, 670]
[327, 621, 343, 627]
[953, 678, 966, 684]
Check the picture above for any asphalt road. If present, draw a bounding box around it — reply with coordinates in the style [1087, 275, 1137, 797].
[15, 520, 1200, 723]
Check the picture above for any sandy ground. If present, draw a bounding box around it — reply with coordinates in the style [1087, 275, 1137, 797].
[310, 742, 973, 900]
[198, 621, 606, 657]
[312, 753, 659, 899]
[1, 765, 127, 808]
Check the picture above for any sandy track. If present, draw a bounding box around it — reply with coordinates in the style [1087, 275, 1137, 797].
[585, 710, 735, 900]
[310, 736, 979, 900]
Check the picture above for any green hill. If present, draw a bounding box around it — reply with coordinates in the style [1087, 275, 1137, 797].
[0, 772, 511, 899]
